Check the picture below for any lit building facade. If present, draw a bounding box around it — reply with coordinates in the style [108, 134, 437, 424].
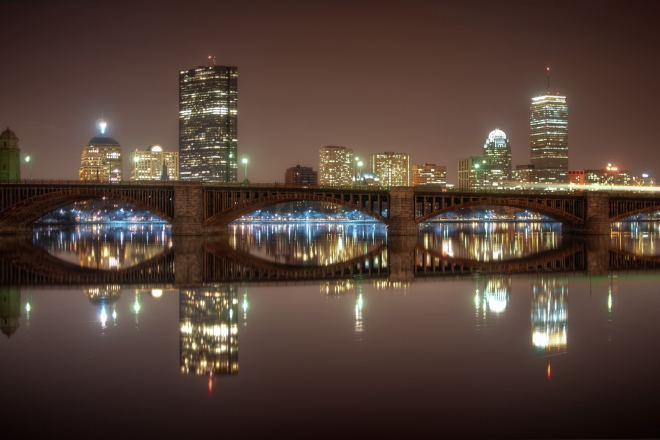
[179, 64, 238, 182]
[180, 286, 238, 376]
[412, 163, 446, 187]
[458, 156, 485, 189]
[530, 94, 568, 183]
[634, 174, 655, 186]
[568, 170, 585, 185]
[369, 152, 411, 187]
[482, 129, 512, 186]
[0, 127, 20, 181]
[285, 165, 318, 186]
[319, 146, 354, 186]
[79, 129, 123, 182]
[510, 164, 537, 184]
[130, 145, 179, 181]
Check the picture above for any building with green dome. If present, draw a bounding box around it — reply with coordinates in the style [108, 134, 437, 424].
[0, 127, 20, 181]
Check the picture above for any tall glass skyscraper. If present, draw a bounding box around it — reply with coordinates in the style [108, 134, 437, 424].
[179, 64, 238, 182]
[530, 94, 568, 183]
[482, 129, 512, 185]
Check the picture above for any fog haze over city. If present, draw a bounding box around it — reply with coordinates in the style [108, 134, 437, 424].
[1, 0, 659, 184]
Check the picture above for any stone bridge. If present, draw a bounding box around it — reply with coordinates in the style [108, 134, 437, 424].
[3, 181, 660, 235]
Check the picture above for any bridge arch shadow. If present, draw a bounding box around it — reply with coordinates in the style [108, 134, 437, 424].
[203, 193, 388, 227]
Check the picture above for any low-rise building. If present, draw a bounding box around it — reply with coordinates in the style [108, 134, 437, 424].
[285, 165, 318, 186]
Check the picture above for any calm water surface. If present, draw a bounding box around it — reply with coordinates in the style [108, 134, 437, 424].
[1, 222, 660, 438]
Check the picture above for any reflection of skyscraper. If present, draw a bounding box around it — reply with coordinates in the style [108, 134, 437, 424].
[0, 287, 21, 338]
[180, 286, 238, 376]
[179, 63, 238, 182]
[531, 278, 568, 352]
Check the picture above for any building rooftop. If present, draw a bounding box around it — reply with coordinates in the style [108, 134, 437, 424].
[87, 136, 120, 146]
[0, 127, 17, 140]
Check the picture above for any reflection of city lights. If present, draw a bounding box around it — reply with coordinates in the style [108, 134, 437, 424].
[100, 306, 108, 328]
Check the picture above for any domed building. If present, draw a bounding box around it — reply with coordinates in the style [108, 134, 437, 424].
[79, 123, 123, 182]
[0, 127, 21, 181]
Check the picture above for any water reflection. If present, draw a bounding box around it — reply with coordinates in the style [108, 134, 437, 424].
[475, 276, 512, 325]
[229, 223, 387, 265]
[33, 224, 171, 269]
[419, 222, 562, 261]
[612, 222, 660, 255]
[531, 278, 568, 353]
[180, 286, 239, 377]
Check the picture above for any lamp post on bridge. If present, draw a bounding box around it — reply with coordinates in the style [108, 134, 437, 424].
[473, 163, 479, 189]
[242, 157, 249, 184]
[21, 153, 32, 181]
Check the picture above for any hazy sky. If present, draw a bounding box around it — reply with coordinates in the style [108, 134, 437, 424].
[1, 0, 659, 184]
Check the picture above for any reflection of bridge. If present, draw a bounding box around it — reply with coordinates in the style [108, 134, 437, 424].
[3, 181, 660, 235]
[4, 236, 660, 286]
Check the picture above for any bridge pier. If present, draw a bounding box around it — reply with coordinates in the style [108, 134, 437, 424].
[388, 235, 417, 282]
[388, 188, 418, 236]
[173, 236, 204, 287]
[172, 182, 205, 236]
[564, 192, 611, 235]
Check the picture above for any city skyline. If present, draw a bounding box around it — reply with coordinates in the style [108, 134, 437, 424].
[1, 1, 658, 185]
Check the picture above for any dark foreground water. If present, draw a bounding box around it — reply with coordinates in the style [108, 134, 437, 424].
[1, 222, 660, 438]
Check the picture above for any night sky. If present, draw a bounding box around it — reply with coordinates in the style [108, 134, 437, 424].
[2, 0, 659, 184]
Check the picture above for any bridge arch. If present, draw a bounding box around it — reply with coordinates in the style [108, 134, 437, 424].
[609, 205, 660, 223]
[203, 193, 388, 227]
[0, 187, 173, 227]
[415, 199, 584, 225]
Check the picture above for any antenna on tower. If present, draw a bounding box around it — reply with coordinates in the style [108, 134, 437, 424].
[547, 67, 550, 94]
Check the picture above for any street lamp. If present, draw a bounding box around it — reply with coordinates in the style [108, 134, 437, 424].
[133, 155, 139, 181]
[242, 157, 249, 183]
[357, 161, 363, 182]
[21, 154, 32, 181]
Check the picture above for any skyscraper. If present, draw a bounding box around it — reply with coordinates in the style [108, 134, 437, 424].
[530, 93, 568, 183]
[319, 146, 354, 186]
[179, 63, 238, 182]
[482, 129, 512, 185]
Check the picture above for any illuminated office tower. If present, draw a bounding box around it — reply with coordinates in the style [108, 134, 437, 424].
[180, 286, 238, 376]
[511, 164, 537, 184]
[179, 63, 238, 182]
[412, 163, 446, 187]
[530, 92, 568, 183]
[79, 122, 123, 182]
[531, 278, 568, 353]
[370, 152, 411, 187]
[0, 127, 20, 181]
[319, 146, 354, 186]
[130, 145, 179, 181]
[482, 129, 512, 185]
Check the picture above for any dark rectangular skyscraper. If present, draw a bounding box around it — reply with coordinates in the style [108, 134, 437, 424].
[530, 94, 568, 183]
[179, 64, 238, 181]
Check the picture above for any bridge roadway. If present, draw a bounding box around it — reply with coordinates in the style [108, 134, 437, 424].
[3, 235, 660, 287]
[3, 181, 660, 235]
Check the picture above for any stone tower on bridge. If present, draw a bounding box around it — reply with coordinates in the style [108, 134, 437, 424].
[0, 127, 20, 181]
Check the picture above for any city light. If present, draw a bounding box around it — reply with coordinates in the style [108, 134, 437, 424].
[99, 121, 107, 134]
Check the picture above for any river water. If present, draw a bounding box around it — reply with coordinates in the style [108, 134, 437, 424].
[1, 222, 659, 438]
